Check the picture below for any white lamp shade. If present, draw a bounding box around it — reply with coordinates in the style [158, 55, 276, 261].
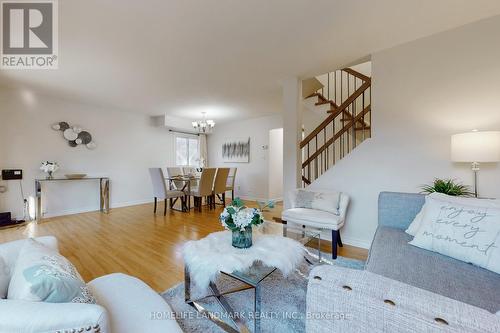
[451, 131, 500, 162]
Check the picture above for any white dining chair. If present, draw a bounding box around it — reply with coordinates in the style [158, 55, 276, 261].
[149, 168, 187, 215]
[166, 167, 184, 190]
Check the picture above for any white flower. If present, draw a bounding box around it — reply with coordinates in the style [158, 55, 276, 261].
[40, 161, 59, 173]
[219, 204, 263, 231]
[233, 208, 255, 230]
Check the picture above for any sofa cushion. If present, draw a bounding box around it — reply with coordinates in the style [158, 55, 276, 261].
[366, 226, 500, 313]
[282, 208, 344, 229]
[88, 273, 183, 333]
[7, 239, 95, 304]
[378, 192, 425, 230]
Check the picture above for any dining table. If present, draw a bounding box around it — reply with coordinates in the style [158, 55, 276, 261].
[165, 175, 200, 211]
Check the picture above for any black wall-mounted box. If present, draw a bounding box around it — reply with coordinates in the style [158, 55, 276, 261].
[1, 169, 23, 180]
[0, 212, 11, 225]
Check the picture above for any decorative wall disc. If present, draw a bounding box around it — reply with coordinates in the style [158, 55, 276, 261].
[63, 128, 78, 141]
[51, 121, 96, 150]
[77, 131, 92, 145]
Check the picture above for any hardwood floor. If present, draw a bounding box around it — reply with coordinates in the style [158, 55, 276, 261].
[0, 200, 367, 292]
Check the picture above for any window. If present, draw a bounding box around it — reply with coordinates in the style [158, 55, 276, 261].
[175, 136, 199, 166]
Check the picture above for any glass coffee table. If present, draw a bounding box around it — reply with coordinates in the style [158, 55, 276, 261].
[184, 221, 321, 333]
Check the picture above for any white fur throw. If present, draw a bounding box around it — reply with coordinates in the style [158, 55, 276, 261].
[183, 231, 305, 292]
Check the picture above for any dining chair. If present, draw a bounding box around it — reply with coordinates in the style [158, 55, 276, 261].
[213, 168, 230, 206]
[149, 168, 187, 215]
[166, 167, 184, 190]
[225, 168, 237, 201]
[188, 168, 216, 212]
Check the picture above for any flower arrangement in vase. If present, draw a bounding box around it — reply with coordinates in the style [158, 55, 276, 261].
[40, 161, 59, 179]
[219, 198, 264, 249]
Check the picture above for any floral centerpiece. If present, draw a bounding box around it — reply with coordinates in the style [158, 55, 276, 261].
[220, 198, 264, 249]
[40, 161, 59, 179]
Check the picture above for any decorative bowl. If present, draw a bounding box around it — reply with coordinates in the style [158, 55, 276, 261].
[65, 174, 87, 179]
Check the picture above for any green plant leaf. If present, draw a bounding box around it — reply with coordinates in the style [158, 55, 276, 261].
[420, 178, 473, 197]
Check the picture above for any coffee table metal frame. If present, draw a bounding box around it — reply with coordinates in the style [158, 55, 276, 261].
[184, 222, 321, 333]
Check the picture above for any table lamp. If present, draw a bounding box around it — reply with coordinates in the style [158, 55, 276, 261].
[451, 131, 500, 197]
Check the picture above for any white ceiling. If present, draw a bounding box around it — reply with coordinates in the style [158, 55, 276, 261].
[2, 0, 500, 123]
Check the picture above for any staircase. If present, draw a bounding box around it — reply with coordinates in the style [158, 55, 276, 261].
[301, 67, 371, 186]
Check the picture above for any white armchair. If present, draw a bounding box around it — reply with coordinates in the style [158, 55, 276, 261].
[281, 189, 349, 259]
[0, 237, 182, 333]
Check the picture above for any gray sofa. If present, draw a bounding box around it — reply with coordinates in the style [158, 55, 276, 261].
[306, 192, 500, 332]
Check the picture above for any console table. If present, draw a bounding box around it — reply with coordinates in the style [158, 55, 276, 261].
[35, 177, 110, 221]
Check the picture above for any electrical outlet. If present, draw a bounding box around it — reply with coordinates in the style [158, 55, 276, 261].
[0, 185, 6, 193]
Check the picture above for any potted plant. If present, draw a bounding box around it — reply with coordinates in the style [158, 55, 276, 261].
[421, 178, 473, 197]
[219, 198, 264, 249]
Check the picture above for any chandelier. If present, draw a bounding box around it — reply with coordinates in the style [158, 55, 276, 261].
[192, 112, 215, 133]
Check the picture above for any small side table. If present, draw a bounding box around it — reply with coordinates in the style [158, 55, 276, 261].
[184, 222, 321, 333]
[35, 177, 110, 221]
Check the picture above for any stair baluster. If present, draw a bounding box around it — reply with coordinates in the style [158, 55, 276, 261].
[301, 68, 371, 186]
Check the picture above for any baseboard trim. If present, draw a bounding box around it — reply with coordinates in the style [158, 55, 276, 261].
[40, 198, 153, 219]
[237, 196, 283, 203]
[340, 236, 371, 249]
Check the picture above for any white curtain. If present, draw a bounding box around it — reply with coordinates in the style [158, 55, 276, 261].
[199, 134, 208, 167]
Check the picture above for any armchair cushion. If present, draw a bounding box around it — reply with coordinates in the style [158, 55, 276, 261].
[88, 273, 183, 333]
[282, 208, 344, 230]
[0, 299, 109, 333]
[7, 239, 95, 304]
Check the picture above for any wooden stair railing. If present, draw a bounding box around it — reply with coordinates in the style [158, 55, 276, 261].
[301, 68, 371, 186]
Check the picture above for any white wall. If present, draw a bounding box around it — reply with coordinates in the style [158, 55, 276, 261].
[0, 89, 175, 218]
[309, 15, 500, 249]
[282, 78, 302, 208]
[207, 114, 283, 201]
[268, 128, 283, 200]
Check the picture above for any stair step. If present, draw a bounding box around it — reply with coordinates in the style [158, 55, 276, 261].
[315, 100, 336, 107]
[305, 92, 326, 100]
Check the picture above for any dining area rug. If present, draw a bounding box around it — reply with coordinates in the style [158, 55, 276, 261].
[161, 253, 365, 333]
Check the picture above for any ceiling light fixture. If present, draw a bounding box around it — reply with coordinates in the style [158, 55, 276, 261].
[192, 112, 215, 133]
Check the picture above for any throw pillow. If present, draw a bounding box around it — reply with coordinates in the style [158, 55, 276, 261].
[0, 255, 9, 299]
[405, 193, 500, 237]
[294, 189, 341, 215]
[7, 238, 95, 303]
[406, 210, 424, 236]
[409, 194, 500, 274]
